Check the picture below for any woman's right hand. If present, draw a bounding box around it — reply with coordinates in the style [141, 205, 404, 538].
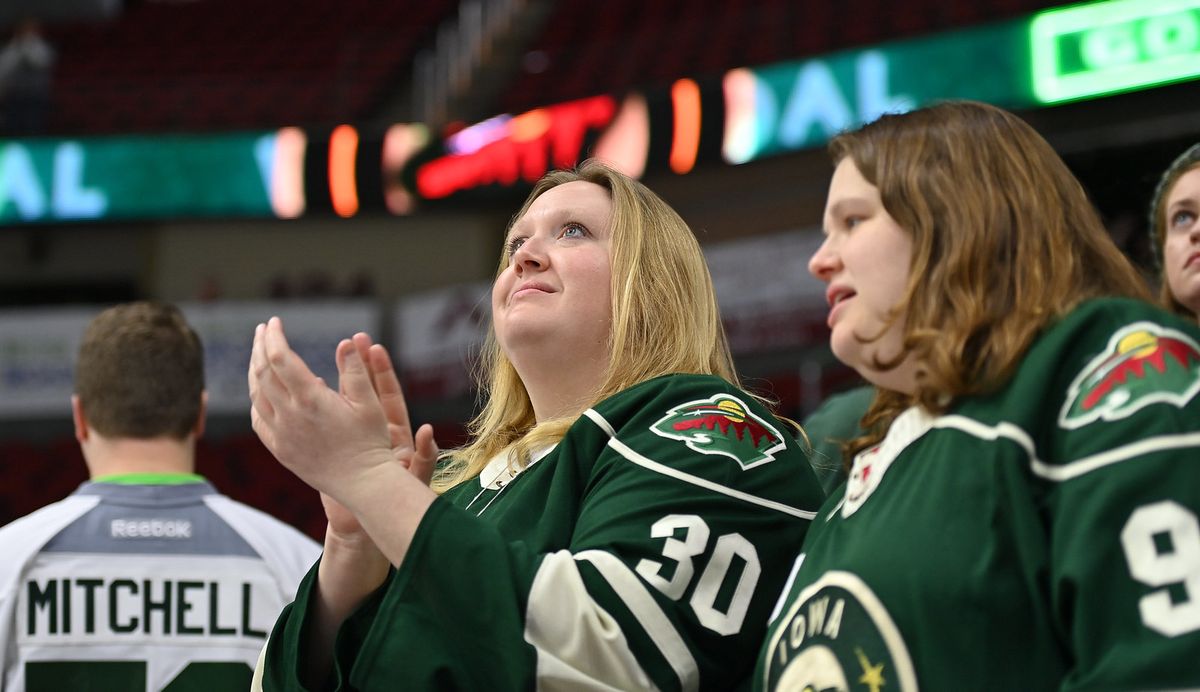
[304, 334, 438, 687]
[322, 332, 438, 545]
[349, 331, 438, 487]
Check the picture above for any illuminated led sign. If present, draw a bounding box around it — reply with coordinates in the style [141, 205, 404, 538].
[0, 133, 277, 224]
[1032, 0, 1200, 103]
[0, 124, 434, 224]
[415, 95, 617, 199]
[722, 23, 1031, 165]
[4, 0, 1199, 223]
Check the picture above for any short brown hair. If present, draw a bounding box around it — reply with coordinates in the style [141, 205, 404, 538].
[75, 302, 205, 439]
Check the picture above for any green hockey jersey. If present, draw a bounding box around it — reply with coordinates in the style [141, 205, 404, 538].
[259, 373, 825, 691]
[802, 385, 873, 496]
[756, 298, 1200, 691]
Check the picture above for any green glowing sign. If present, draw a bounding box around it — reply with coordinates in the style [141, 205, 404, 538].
[1032, 0, 1200, 104]
[727, 22, 1031, 164]
[0, 133, 275, 224]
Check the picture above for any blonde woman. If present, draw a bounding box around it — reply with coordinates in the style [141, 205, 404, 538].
[757, 102, 1200, 690]
[250, 160, 825, 690]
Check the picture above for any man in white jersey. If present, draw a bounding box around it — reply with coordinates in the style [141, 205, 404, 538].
[0, 302, 320, 691]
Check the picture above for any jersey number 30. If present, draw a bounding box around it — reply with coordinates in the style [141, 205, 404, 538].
[1121, 500, 1200, 637]
[635, 514, 761, 635]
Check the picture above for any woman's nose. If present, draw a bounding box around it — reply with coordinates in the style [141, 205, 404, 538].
[511, 235, 546, 273]
[808, 236, 840, 281]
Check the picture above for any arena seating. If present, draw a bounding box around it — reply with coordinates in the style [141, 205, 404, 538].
[40, 0, 1076, 134]
[45, 0, 458, 134]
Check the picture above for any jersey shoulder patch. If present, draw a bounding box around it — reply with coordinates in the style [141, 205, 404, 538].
[1058, 321, 1200, 430]
[650, 392, 786, 469]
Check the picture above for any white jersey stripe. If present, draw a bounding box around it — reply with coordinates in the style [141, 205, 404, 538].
[1029, 432, 1200, 482]
[608, 437, 816, 520]
[584, 409, 817, 520]
[525, 550, 656, 691]
[574, 550, 698, 692]
[251, 637, 269, 692]
[583, 408, 617, 437]
[767, 553, 805, 624]
[932, 414, 1200, 482]
[932, 415, 1040, 461]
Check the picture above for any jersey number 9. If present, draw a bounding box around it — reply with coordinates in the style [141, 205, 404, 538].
[1121, 500, 1200, 637]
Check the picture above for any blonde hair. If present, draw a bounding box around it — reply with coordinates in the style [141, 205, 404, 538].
[433, 159, 739, 491]
[1148, 142, 1200, 318]
[832, 101, 1151, 459]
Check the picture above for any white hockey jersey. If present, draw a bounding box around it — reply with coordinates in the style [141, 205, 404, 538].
[0, 479, 320, 692]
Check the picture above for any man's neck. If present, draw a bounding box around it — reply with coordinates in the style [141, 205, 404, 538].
[83, 435, 197, 479]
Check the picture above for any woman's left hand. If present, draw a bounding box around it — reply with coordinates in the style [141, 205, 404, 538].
[248, 316, 397, 509]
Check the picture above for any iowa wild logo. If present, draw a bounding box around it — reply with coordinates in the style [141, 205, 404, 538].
[1059, 322, 1200, 429]
[651, 394, 785, 469]
[762, 571, 917, 692]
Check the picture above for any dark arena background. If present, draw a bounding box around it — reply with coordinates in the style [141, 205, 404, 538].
[0, 0, 1197, 538]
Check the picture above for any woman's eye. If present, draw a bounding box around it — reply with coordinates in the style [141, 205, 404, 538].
[506, 237, 526, 256]
[560, 223, 587, 239]
[845, 216, 863, 230]
[1171, 210, 1196, 229]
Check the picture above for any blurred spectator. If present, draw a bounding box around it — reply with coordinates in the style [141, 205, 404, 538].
[345, 270, 376, 298]
[296, 269, 334, 298]
[1148, 142, 1200, 321]
[196, 274, 224, 302]
[266, 273, 293, 299]
[0, 17, 55, 136]
[266, 270, 375, 299]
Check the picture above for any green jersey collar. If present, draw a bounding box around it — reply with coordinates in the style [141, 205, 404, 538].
[93, 472, 206, 485]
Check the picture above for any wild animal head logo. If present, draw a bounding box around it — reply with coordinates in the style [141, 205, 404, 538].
[1059, 322, 1200, 429]
[651, 394, 786, 469]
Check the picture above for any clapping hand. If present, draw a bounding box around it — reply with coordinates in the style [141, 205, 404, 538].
[322, 331, 438, 539]
[248, 317, 437, 522]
